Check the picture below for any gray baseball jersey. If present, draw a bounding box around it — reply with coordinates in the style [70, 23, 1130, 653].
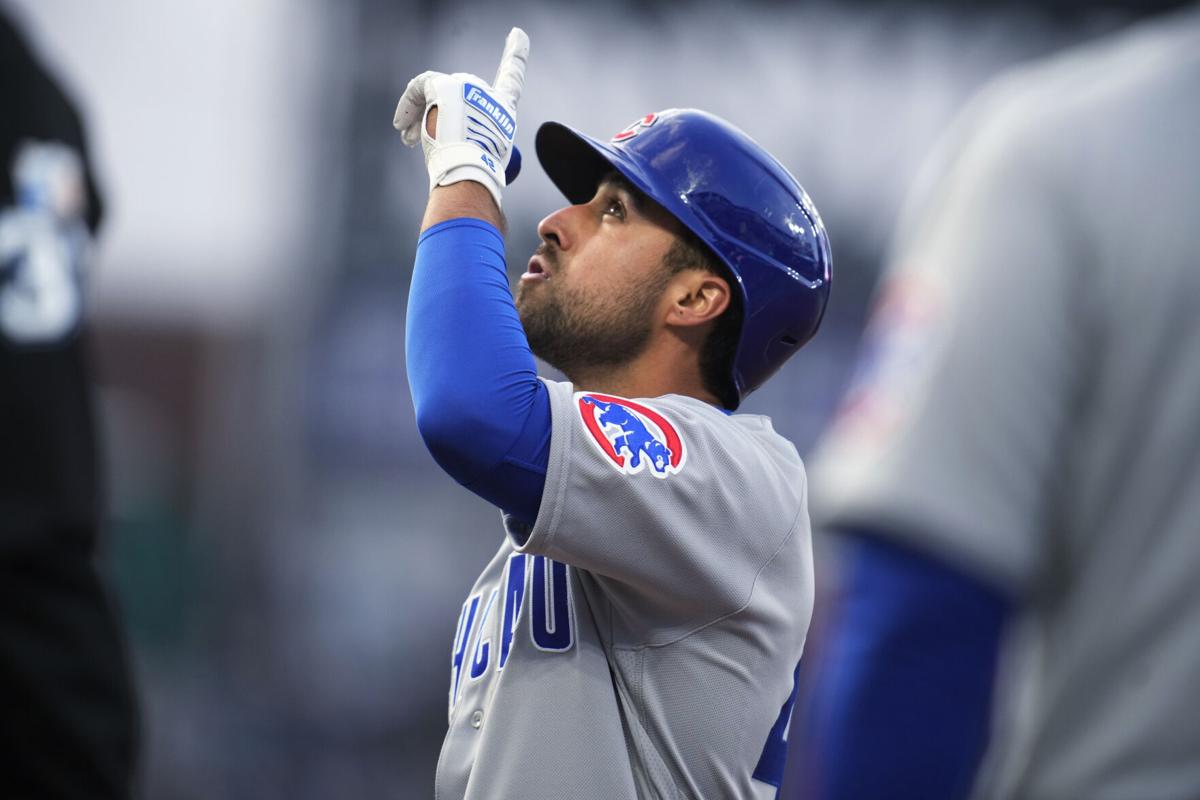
[811, 8, 1200, 799]
[435, 379, 812, 800]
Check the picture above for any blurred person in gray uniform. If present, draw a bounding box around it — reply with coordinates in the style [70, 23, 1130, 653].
[1, 10, 138, 798]
[791, 5, 1200, 799]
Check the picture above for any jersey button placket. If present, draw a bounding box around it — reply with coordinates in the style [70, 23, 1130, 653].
[470, 709, 484, 729]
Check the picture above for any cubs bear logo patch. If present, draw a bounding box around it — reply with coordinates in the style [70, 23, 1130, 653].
[576, 392, 685, 478]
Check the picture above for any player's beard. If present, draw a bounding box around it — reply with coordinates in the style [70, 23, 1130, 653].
[516, 264, 669, 378]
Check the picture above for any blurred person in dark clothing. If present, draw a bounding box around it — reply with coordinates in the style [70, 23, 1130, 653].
[1, 11, 137, 798]
[791, 5, 1200, 799]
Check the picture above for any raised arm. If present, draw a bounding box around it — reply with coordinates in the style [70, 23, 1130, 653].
[397, 29, 551, 525]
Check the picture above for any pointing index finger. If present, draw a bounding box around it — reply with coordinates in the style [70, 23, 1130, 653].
[492, 27, 529, 110]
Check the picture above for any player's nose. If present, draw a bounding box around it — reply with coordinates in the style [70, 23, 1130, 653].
[536, 204, 576, 253]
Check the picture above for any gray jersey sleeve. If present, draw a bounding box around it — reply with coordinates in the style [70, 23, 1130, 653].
[810, 76, 1088, 593]
[506, 380, 808, 644]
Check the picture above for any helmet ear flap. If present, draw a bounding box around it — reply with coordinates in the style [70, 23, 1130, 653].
[536, 109, 832, 404]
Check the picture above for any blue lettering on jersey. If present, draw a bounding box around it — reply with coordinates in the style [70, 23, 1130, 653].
[450, 594, 481, 707]
[752, 659, 803, 795]
[449, 555, 574, 711]
[531, 556, 575, 652]
[499, 553, 527, 670]
[469, 589, 499, 680]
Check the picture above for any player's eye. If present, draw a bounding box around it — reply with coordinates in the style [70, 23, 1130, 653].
[603, 196, 626, 221]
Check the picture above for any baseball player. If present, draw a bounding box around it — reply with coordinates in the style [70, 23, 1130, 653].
[793, 6, 1200, 799]
[1, 11, 137, 797]
[395, 28, 831, 799]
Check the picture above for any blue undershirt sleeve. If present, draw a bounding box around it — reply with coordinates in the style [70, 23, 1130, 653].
[406, 218, 550, 524]
[796, 530, 1013, 800]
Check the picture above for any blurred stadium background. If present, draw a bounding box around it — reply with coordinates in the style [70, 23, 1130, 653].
[2, 0, 1184, 796]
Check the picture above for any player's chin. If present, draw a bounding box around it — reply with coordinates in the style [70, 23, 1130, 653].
[514, 279, 547, 311]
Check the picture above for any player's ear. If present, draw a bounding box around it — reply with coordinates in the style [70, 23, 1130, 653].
[664, 270, 730, 329]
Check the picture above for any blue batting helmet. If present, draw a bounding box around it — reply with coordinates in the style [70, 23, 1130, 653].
[535, 108, 832, 408]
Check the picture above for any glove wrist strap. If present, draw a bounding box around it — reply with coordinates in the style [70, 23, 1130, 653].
[425, 142, 505, 209]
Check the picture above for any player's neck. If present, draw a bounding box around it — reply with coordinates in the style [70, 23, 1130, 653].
[568, 339, 720, 406]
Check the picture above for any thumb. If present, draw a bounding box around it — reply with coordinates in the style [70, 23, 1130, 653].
[394, 71, 438, 145]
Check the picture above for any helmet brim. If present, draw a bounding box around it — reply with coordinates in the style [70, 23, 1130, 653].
[535, 122, 610, 204]
[535, 121, 664, 209]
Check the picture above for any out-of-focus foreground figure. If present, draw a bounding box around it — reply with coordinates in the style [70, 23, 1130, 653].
[794, 5, 1200, 799]
[0, 11, 138, 798]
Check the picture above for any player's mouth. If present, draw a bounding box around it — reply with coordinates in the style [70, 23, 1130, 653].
[521, 254, 551, 282]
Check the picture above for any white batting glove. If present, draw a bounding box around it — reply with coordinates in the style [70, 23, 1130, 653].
[393, 27, 529, 209]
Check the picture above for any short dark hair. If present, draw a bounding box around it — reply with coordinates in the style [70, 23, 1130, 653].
[661, 228, 743, 409]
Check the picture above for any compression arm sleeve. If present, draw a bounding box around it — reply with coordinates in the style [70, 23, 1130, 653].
[406, 218, 550, 523]
[798, 531, 1013, 800]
